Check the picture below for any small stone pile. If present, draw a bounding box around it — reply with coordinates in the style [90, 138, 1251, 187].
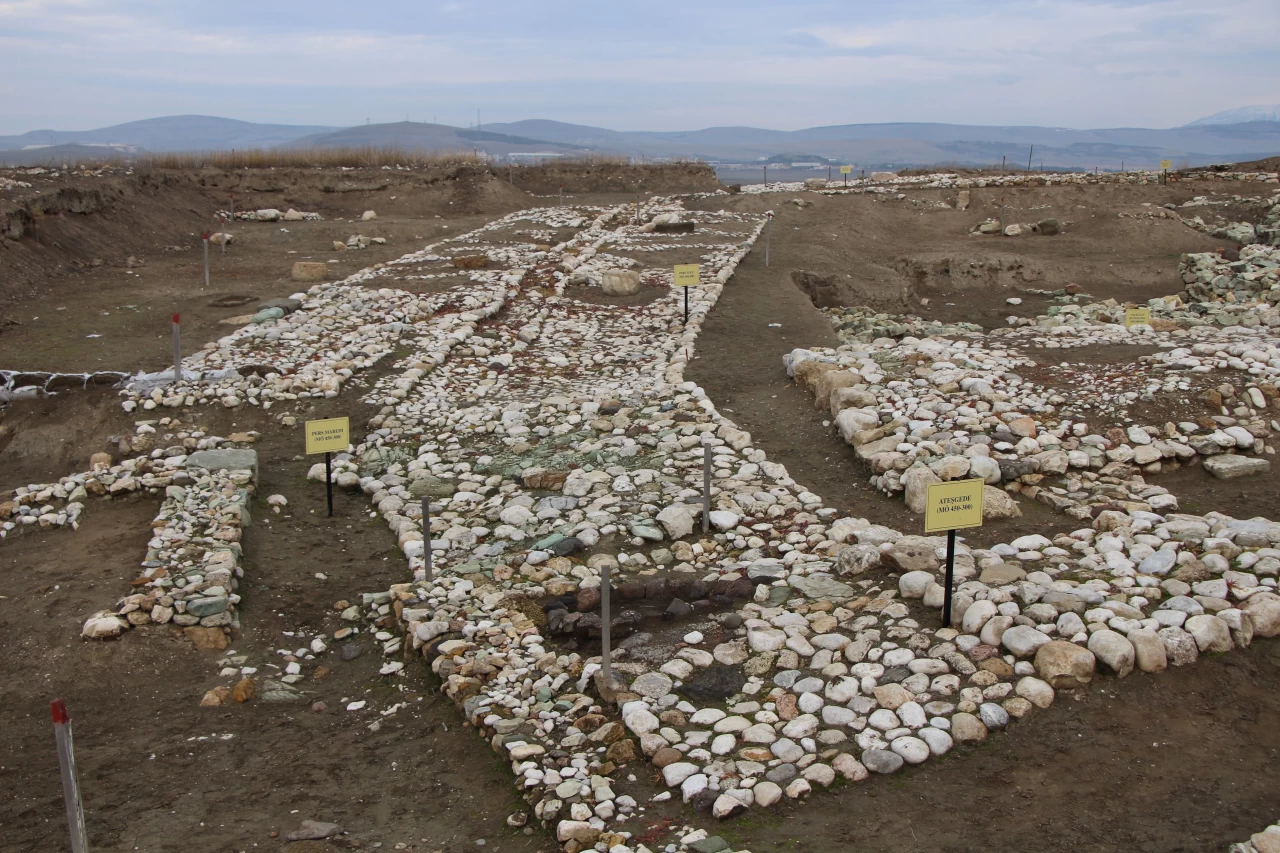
[968, 218, 1060, 237]
[1261, 195, 1280, 247]
[821, 306, 982, 343]
[1179, 245, 1280, 304]
[81, 447, 256, 642]
[218, 208, 323, 222]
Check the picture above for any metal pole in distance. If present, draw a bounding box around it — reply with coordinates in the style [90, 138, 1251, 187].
[172, 313, 181, 384]
[220, 215, 226, 255]
[51, 700, 89, 853]
[942, 529, 957, 628]
[324, 452, 333, 517]
[202, 233, 210, 288]
[702, 435, 712, 534]
[600, 562, 611, 686]
[421, 497, 433, 580]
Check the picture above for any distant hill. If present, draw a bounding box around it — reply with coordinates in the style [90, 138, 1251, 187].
[481, 120, 630, 149]
[287, 121, 593, 157]
[2, 114, 1277, 171]
[0, 115, 338, 153]
[1187, 105, 1280, 126]
[484, 118, 1280, 169]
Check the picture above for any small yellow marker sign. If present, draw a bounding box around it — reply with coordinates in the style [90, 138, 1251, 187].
[1125, 307, 1152, 328]
[924, 478, 985, 534]
[306, 417, 350, 455]
[673, 264, 701, 287]
[840, 165, 852, 174]
[1160, 159, 1172, 170]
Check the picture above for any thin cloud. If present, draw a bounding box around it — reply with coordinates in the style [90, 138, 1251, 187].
[0, 0, 1277, 133]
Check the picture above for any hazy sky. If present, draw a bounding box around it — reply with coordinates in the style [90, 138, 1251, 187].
[2, 0, 1278, 134]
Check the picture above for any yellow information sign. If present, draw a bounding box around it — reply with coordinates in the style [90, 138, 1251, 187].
[924, 478, 985, 533]
[306, 417, 350, 455]
[840, 165, 852, 174]
[1125, 307, 1152, 328]
[1160, 159, 1172, 170]
[673, 264, 701, 287]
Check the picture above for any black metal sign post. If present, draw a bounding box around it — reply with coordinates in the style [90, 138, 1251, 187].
[942, 529, 958, 626]
[924, 478, 985, 628]
[324, 452, 333, 517]
[306, 417, 350, 520]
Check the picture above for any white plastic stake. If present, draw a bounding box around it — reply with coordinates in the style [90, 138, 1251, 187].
[51, 700, 89, 853]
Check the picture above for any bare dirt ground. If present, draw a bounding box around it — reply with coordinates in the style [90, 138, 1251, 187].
[3, 164, 1280, 853]
[721, 640, 1280, 853]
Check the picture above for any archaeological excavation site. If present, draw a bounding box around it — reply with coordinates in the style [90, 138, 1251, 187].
[4, 156, 1280, 853]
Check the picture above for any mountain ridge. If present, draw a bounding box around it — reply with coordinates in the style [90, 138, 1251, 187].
[1186, 105, 1280, 127]
[3, 114, 1279, 170]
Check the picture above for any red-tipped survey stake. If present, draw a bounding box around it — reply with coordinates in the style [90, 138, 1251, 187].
[51, 700, 89, 853]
